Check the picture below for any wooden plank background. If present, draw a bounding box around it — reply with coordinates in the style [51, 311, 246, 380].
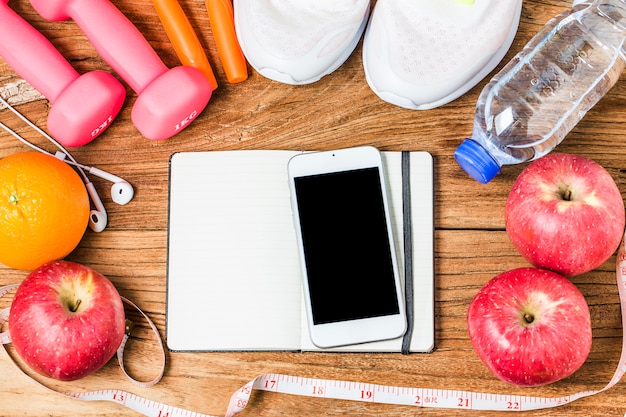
[1, 1, 625, 415]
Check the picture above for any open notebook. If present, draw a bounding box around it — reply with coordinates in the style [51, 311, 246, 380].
[166, 150, 434, 353]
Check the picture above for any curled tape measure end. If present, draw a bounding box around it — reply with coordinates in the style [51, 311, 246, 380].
[0, 307, 10, 345]
[115, 296, 166, 388]
[0, 284, 18, 346]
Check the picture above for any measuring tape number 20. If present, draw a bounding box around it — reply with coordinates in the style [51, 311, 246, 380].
[3, 237, 626, 417]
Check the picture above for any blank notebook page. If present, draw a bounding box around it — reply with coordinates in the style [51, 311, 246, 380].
[166, 151, 303, 351]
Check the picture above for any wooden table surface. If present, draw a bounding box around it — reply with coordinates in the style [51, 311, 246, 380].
[1, 0, 626, 415]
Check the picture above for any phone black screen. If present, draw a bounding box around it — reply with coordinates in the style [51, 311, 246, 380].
[294, 167, 400, 325]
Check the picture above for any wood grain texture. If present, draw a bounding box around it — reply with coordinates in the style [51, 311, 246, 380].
[1, 1, 626, 416]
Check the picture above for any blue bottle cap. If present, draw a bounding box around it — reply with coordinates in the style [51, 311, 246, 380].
[454, 139, 501, 184]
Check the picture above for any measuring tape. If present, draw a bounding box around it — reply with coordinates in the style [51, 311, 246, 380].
[2, 237, 626, 416]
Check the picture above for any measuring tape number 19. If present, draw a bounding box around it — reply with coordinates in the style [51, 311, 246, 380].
[3, 236, 626, 417]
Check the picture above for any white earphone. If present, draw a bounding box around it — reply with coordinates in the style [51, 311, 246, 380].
[54, 151, 134, 232]
[85, 180, 108, 233]
[0, 95, 134, 232]
[85, 166, 134, 205]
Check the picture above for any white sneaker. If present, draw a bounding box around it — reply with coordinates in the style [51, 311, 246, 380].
[363, 0, 522, 110]
[233, 0, 370, 85]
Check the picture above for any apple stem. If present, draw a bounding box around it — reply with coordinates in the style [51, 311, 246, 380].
[559, 186, 573, 201]
[523, 312, 534, 324]
[70, 299, 82, 313]
[563, 189, 572, 201]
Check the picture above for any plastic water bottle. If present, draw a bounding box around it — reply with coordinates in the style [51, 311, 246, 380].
[454, 0, 626, 184]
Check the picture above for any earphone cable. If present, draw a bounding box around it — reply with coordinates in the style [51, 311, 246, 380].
[0, 95, 90, 183]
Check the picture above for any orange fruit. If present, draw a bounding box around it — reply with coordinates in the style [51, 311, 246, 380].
[0, 152, 89, 270]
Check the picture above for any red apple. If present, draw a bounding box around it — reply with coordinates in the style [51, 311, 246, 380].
[505, 153, 625, 277]
[8, 261, 126, 381]
[467, 267, 592, 387]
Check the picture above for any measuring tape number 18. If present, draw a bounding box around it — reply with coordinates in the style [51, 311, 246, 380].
[2, 236, 626, 416]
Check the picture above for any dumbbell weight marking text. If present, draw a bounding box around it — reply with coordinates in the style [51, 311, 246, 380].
[175, 110, 198, 131]
[91, 114, 114, 138]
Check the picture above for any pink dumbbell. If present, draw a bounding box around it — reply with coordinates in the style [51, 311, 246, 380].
[30, 0, 212, 140]
[0, 0, 125, 147]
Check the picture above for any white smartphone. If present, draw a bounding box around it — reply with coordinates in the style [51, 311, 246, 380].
[288, 146, 406, 348]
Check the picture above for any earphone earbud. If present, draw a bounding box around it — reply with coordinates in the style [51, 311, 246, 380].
[52, 151, 133, 232]
[51, 151, 135, 207]
[111, 181, 134, 206]
[29, 0, 212, 140]
[0, 0, 125, 147]
[86, 167, 134, 205]
[84, 181, 108, 233]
